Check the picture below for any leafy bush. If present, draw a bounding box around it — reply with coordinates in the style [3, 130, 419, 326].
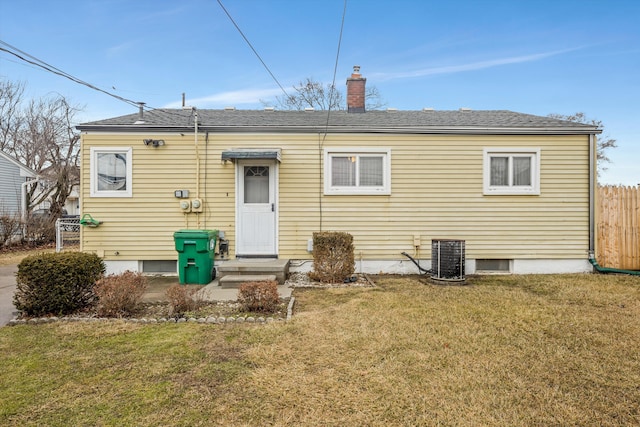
[166, 284, 201, 316]
[13, 252, 105, 316]
[309, 231, 355, 283]
[237, 280, 280, 313]
[94, 271, 148, 317]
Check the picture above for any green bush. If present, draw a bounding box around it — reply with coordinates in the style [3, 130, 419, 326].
[309, 231, 355, 283]
[237, 280, 280, 313]
[13, 252, 105, 317]
[94, 271, 148, 317]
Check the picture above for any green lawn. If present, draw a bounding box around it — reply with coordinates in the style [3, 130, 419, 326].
[1, 274, 639, 426]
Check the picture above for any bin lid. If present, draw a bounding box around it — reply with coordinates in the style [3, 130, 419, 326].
[173, 229, 218, 239]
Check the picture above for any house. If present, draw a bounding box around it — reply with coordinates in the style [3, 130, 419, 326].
[76, 67, 601, 276]
[30, 184, 80, 217]
[0, 150, 37, 222]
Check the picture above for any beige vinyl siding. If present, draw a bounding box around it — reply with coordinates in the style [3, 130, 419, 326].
[80, 132, 589, 262]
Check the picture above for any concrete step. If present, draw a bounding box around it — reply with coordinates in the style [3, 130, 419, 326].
[219, 274, 277, 289]
[217, 259, 289, 285]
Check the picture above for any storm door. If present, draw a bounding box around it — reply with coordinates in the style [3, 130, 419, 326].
[236, 160, 277, 256]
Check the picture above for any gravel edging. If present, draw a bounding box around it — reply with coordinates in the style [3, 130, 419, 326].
[7, 273, 372, 326]
[8, 298, 297, 326]
[7, 314, 286, 326]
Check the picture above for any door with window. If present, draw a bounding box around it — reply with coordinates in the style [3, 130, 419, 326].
[237, 160, 277, 256]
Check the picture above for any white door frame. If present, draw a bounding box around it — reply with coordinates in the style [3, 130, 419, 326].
[235, 159, 278, 257]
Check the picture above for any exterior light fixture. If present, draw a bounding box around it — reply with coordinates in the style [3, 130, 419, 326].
[143, 139, 165, 147]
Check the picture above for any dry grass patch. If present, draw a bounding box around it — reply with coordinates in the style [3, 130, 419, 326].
[0, 245, 55, 266]
[0, 274, 639, 426]
[230, 274, 640, 425]
[0, 322, 254, 426]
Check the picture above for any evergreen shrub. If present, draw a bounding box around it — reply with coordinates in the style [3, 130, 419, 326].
[14, 251, 105, 316]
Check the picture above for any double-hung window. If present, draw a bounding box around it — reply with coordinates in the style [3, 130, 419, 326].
[324, 148, 391, 195]
[90, 147, 133, 197]
[483, 148, 540, 195]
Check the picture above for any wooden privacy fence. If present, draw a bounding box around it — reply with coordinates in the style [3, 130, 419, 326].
[597, 185, 640, 269]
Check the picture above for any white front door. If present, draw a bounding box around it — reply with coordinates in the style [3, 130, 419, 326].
[236, 160, 277, 256]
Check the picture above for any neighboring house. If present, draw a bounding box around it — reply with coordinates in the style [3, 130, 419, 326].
[32, 183, 80, 217]
[77, 67, 601, 275]
[33, 165, 81, 217]
[64, 185, 80, 216]
[0, 150, 37, 222]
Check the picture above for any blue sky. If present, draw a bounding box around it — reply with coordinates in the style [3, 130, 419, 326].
[1, 0, 638, 185]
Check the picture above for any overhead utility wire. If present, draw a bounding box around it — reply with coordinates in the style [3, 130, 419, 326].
[216, 0, 290, 100]
[0, 40, 193, 121]
[319, 0, 348, 232]
[325, 0, 347, 128]
[0, 40, 141, 109]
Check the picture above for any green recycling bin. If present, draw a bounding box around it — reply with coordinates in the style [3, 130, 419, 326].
[174, 229, 218, 285]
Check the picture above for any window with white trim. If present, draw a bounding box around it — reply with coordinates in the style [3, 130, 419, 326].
[90, 147, 133, 197]
[324, 149, 391, 195]
[483, 148, 540, 195]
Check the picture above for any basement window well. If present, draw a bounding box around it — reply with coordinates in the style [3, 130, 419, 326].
[476, 259, 511, 273]
[142, 260, 177, 274]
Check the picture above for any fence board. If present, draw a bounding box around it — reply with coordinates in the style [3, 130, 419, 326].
[597, 185, 640, 269]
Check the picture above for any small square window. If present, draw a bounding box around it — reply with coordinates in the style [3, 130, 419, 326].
[483, 148, 539, 195]
[90, 147, 133, 197]
[324, 149, 391, 195]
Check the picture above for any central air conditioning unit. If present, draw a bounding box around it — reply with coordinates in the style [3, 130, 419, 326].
[431, 239, 465, 282]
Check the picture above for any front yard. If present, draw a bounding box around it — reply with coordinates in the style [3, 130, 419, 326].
[1, 273, 639, 426]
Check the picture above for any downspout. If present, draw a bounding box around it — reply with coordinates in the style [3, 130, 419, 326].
[589, 133, 595, 254]
[195, 109, 200, 228]
[195, 109, 200, 201]
[204, 131, 209, 229]
[21, 177, 38, 220]
[183, 106, 200, 228]
[588, 133, 640, 276]
[589, 255, 640, 276]
[21, 177, 38, 238]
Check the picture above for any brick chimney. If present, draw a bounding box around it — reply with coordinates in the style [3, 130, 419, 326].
[346, 65, 366, 113]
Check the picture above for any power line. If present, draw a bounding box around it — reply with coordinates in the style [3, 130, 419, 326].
[0, 40, 194, 121]
[0, 40, 142, 109]
[327, 0, 347, 120]
[216, 0, 290, 100]
[319, 0, 348, 231]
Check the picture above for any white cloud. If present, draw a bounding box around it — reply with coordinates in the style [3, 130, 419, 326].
[373, 48, 581, 81]
[163, 88, 283, 108]
[106, 41, 137, 58]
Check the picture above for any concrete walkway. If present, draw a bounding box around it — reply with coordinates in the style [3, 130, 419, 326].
[143, 275, 293, 303]
[0, 265, 18, 326]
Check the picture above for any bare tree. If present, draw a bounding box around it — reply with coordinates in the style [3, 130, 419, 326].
[21, 96, 81, 219]
[363, 85, 386, 111]
[265, 77, 385, 111]
[0, 80, 24, 151]
[0, 79, 81, 222]
[549, 112, 617, 173]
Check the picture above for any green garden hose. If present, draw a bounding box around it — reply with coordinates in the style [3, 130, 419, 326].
[589, 256, 640, 276]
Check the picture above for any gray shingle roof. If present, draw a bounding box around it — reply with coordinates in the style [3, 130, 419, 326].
[77, 109, 601, 135]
